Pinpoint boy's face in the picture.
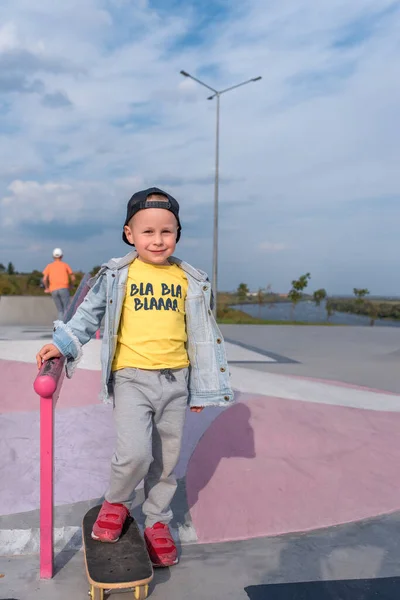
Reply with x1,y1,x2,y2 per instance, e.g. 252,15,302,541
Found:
124,208,178,265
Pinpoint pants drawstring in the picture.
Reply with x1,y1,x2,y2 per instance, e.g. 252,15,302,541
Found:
160,369,177,383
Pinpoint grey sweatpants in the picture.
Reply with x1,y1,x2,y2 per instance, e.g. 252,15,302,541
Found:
51,287,70,321
105,367,189,528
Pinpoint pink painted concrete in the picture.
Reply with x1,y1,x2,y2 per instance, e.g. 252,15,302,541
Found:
4,353,400,547
0,406,114,515
187,396,400,543
0,359,101,413
1,402,221,515
40,397,54,579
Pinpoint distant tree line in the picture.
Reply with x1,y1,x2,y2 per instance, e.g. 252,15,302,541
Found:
234,278,400,325
0,262,16,275
235,274,332,320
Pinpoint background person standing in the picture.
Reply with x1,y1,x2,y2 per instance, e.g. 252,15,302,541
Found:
42,248,75,320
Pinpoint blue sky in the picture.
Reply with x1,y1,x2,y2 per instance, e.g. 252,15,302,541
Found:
0,0,399,294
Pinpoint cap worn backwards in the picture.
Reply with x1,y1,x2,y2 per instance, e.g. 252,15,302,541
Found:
122,187,181,246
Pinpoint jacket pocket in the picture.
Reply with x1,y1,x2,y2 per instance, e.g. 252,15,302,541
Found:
190,342,219,391
186,295,211,342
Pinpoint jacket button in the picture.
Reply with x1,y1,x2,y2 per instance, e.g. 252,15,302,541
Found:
109,299,113,304
216,338,222,344
220,367,226,372
203,286,208,291
224,396,230,401
112,274,115,278
208,309,211,316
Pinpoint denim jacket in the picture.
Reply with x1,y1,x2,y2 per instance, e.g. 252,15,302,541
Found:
52,250,234,407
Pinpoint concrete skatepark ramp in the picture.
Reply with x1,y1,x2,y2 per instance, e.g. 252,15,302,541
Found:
2,323,400,598
0,296,57,326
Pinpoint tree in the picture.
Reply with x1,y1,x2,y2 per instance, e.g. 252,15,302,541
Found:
288,273,311,319
0,263,5,273
366,301,379,327
256,288,264,317
0,274,19,295
326,299,335,322
27,270,44,288
313,288,327,307
7,262,15,275
353,288,370,305
265,283,276,309
237,283,249,303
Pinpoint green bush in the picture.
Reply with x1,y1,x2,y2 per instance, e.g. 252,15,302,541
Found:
329,299,400,321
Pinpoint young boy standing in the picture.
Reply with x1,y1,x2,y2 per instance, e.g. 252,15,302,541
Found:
36,187,234,567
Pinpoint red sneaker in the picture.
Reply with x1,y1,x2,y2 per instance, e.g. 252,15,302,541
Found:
91,501,130,543
144,522,178,567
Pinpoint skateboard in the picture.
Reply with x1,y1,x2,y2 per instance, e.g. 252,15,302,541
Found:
83,506,154,600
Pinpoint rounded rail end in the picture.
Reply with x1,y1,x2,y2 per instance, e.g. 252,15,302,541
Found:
34,375,57,398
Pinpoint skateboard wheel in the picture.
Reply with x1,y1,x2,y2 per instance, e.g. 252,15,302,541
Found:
89,585,104,600
134,584,149,599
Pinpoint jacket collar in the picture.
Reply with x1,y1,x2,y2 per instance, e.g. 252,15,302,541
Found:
103,251,208,283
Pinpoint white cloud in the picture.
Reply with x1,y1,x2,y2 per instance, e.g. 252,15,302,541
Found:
0,178,134,230
0,0,399,294
0,22,18,52
259,242,288,253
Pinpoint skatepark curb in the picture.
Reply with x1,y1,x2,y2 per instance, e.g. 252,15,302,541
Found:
0,296,58,326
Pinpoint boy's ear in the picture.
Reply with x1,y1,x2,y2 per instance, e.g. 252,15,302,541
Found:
124,225,134,245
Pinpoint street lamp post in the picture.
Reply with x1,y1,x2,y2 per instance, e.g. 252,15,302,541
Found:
180,70,262,317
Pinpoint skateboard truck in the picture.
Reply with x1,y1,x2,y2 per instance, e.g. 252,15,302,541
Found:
88,584,149,599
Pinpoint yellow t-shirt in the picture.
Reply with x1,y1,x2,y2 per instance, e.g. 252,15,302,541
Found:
112,260,189,371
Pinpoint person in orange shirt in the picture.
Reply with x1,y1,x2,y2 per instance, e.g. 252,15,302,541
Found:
42,248,75,320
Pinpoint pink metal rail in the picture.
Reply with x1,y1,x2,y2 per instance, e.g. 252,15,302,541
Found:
33,274,98,579
34,357,66,579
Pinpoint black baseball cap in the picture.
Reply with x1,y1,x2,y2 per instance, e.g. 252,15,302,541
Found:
122,187,181,246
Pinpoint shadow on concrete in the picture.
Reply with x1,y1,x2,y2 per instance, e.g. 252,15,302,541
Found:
53,498,104,576
150,566,171,593
54,529,84,576
184,402,255,510
131,403,256,542
244,512,400,600
245,577,400,599
264,511,400,585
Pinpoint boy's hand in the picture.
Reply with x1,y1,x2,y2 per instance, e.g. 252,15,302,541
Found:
36,344,62,369
190,407,204,413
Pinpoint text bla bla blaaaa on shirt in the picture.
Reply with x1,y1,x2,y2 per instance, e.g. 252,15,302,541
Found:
129,281,183,312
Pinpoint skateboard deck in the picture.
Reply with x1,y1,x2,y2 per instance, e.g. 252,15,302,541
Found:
83,506,153,600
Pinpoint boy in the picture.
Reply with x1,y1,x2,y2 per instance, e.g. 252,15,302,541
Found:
36,187,233,567
42,248,75,320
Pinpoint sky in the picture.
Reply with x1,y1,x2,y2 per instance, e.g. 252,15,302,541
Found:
0,0,399,295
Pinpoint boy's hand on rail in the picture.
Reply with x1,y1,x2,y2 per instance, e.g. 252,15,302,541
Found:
36,344,62,369
190,407,204,413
